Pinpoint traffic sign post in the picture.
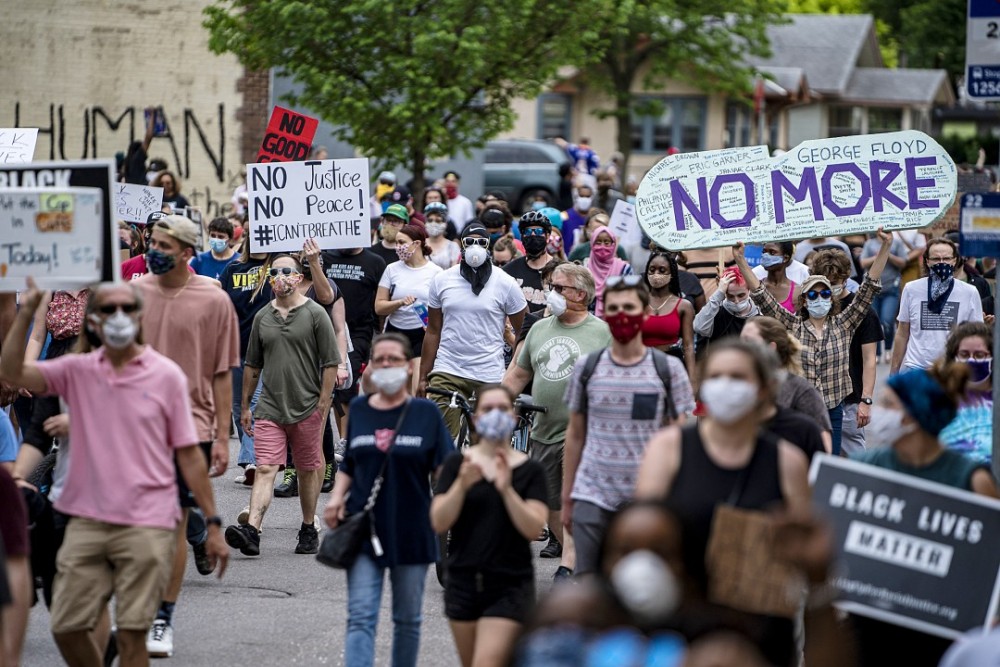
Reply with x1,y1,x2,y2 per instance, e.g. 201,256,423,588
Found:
967,0,1000,99
958,191,1000,483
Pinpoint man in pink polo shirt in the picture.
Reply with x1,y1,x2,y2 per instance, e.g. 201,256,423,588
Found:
0,279,228,667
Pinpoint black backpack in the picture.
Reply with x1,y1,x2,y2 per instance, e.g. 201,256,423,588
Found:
577,349,677,424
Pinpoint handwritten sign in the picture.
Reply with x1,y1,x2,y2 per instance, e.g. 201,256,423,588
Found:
114,183,163,224
636,131,958,251
247,158,370,253
609,199,641,245
0,129,38,165
810,455,1000,639
257,106,319,163
0,188,104,290
0,160,118,285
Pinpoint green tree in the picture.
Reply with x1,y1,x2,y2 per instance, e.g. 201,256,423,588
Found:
204,0,607,202
787,0,898,67
583,0,786,175
864,0,965,79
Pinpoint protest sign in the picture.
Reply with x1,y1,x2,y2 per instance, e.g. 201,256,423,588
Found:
0,129,38,164
247,158,370,253
114,183,163,224
609,199,641,245
809,454,1000,639
0,160,118,284
0,188,104,290
636,131,958,251
257,106,320,163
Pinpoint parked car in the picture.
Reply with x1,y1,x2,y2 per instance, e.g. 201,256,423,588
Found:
484,139,568,213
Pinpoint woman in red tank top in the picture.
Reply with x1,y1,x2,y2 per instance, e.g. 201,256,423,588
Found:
640,251,696,380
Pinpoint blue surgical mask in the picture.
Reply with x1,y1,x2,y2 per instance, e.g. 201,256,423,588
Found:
209,238,229,253
760,253,784,268
531,201,546,211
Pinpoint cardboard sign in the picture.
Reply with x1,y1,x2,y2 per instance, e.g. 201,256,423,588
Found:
810,454,1000,639
609,199,641,245
959,191,1000,257
247,158,370,253
256,106,320,163
0,188,104,289
0,160,118,285
0,129,38,165
636,131,958,251
114,183,163,224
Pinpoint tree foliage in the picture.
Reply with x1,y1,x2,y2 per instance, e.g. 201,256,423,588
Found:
863,0,965,80
203,0,607,197
582,0,787,174
787,0,897,67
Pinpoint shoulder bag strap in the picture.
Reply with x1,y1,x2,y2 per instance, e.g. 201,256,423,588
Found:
362,398,412,512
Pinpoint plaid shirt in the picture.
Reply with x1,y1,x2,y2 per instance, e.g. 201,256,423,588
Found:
751,277,881,408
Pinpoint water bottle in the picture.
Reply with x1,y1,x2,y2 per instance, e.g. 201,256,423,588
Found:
412,302,429,328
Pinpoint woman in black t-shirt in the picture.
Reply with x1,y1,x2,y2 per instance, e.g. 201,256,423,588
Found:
431,384,548,667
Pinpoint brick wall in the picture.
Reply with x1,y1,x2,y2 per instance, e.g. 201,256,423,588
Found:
236,68,270,166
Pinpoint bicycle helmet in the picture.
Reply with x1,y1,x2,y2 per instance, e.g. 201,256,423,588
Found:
517,209,552,235
424,201,448,216
538,206,563,231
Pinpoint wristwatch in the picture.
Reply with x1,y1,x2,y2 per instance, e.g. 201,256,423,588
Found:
859,397,873,405
205,515,223,528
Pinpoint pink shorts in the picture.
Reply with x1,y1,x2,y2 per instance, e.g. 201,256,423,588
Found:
254,409,325,471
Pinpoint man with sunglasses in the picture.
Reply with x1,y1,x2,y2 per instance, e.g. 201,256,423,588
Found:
503,211,556,313
133,214,240,657
420,224,528,439
0,280,228,666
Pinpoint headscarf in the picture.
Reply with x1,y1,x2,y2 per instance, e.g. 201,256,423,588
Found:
587,225,628,317
887,368,958,437
459,223,492,296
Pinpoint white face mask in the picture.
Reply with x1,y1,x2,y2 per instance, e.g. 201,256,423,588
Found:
545,289,567,317
425,222,446,237
831,284,845,297
476,408,516,442
90,311,139,350
865,406,916,448
369,366,409,395
463,244,489,268
700,377,759,424
722,298,752,317
575,196,592,211
806,297,832,318
610,550,681,625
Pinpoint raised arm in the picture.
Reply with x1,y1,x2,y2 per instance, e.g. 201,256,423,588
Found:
864,228,894,283
0,279,49,395
732,243,761,291
735,244,798,329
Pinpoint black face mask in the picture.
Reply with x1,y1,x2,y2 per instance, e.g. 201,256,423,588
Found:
522,234,548,258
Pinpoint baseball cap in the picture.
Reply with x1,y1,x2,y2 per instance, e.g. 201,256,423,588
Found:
377,171,396,184
799,274,833,294
383,204,410,223
389,186,411,204
154,214,201,248
480,208,506,229
146,211,167,226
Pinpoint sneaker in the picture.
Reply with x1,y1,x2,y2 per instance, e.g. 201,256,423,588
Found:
295,521,319,554
224,523,260,556
321,463,335,493
540,536,562,559
243,463,256,487
146,620,174,658
274,468,298,497
552,565,574,583
334,438,347,464
192,540,214,576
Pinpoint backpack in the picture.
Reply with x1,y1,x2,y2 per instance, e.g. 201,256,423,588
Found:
577,349,677,424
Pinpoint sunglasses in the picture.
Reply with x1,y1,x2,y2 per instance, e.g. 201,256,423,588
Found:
549,284,577,294
606,275,642,288
805,289,832,301
522,228,546,237
268,267,300,277
462,237,490,248
97,303,139,315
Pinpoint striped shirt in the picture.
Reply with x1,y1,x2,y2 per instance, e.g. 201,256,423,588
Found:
751,276,881,409
565,349,695,511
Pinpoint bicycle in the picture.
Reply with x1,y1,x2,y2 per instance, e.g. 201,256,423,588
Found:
425,386,476,450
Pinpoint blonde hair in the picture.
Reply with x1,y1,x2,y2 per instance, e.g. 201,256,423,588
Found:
746,316,804,376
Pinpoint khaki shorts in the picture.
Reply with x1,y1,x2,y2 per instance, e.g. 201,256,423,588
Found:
528,439,564,511
50,517,175,633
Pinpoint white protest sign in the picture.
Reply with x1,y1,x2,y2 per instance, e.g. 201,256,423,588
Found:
609,199,640,245
114,183,163,224
636,130,958,251
0,187,104,290
0,129,38,165
247,158,370,253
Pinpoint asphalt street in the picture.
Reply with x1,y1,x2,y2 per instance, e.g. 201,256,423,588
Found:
22,437,561,666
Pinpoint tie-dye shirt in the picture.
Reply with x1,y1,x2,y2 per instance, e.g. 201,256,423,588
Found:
939,391,993,465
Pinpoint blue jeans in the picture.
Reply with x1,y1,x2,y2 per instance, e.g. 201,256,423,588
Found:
828,402,844,456
872,288,899,356
345,553,427,667
232,362,263,466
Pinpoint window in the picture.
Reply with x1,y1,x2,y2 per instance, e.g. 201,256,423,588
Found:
725,102,752,148
537,94,572,140
868,108,903,133
631,97,707,153
485,144,520,163
829,106,863,137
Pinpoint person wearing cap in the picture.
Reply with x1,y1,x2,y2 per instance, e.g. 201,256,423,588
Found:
371,203,409,266
134,214,240,657
424,201,461,269
120,211,197,281
443,171,475,233
419,223,528,439
369,170,396,220
503,211,556,313
849,364,998,666
733,229,895,456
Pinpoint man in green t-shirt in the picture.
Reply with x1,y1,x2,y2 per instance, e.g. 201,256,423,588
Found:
503,263,611,579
